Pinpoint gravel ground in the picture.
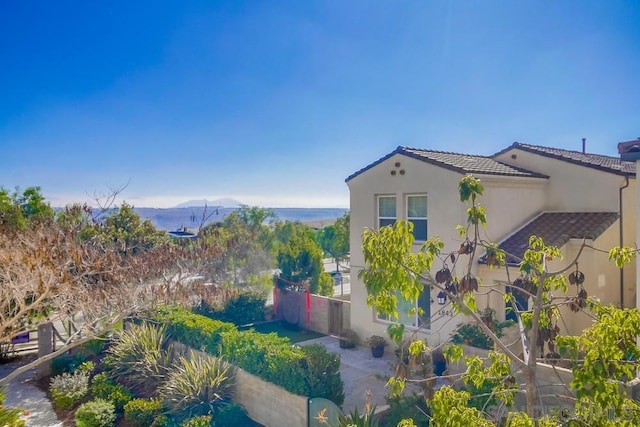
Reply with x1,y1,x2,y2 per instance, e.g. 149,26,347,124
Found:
0,354,63,427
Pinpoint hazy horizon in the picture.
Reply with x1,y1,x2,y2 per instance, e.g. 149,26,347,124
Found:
48,193,349,209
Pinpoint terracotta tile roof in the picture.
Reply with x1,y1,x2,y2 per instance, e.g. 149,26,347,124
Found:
346,146,547,182
482,212,619,265
495,142,636,176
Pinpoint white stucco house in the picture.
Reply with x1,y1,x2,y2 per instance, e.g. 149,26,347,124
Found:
618,137,640,317
347,142,636,345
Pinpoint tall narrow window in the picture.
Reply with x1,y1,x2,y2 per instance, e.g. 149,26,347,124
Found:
417,287,431,329
378,196,396,228
376,285,431,330
407,195,427,241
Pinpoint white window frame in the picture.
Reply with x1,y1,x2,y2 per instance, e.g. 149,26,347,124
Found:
377,195,396,229
406,194,427,242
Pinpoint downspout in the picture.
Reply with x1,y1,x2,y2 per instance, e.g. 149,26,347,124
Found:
620,176,630,308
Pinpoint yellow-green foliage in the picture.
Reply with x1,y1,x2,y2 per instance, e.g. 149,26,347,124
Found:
430,387,493,427
123,398,164,427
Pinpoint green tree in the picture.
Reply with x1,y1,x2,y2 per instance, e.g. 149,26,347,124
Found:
275,221,332,296
359,174,640,424
96,203,168,254
202,206,276,287
318,212,350,271
0,186,54,230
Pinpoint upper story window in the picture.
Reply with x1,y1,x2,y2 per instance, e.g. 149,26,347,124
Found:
407,195,427,241
378,196,396,228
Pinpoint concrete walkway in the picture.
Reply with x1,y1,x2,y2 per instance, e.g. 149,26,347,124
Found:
0,355,63,427
300,335,396,414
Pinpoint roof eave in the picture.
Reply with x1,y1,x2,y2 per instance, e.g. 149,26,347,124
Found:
501,142,635,177
345,146,404,183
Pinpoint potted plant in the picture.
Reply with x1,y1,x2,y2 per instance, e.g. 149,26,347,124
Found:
366,335,387,358
338,328,359,349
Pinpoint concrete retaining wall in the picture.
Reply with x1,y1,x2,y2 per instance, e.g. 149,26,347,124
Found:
235,368,308,427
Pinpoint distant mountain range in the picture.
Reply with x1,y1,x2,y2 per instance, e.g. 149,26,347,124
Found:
133,206,348,231
173,198,243,208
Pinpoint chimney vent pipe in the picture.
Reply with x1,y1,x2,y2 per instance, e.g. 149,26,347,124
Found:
582,137,586,153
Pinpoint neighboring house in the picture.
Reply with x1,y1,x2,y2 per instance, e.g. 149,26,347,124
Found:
347,143,636,345
618,137,640,319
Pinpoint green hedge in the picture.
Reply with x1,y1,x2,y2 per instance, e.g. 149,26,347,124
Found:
220,329,308,395
153,306,343,405
219,331,344,405
152,305,237,354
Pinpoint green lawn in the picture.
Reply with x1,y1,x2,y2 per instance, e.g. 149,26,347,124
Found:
248,321,325,343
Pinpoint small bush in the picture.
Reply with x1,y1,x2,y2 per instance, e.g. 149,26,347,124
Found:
197,288,268,325
215,403,250,426
50,370,90,409
181,415,212,427
75,399,116,427
220,289,267,325
90,372,133,412
301,344,344,405
338,328,359,348
450,319,516,350
451,323,493,349
0,403,25,427
161,350,235,419
124,398,164,427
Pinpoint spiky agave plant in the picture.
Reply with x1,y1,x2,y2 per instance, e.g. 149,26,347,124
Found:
160,350,235,419
103,323,175,397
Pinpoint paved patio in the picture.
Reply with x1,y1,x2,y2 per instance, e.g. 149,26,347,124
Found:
300,335,397,414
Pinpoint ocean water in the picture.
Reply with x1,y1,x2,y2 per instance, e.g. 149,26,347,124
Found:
133,207,348,231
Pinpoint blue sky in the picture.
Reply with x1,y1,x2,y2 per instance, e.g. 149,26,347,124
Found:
1,1,638,208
